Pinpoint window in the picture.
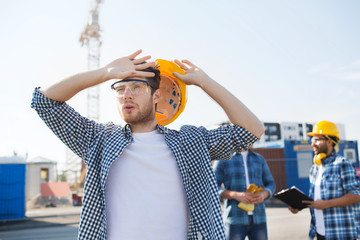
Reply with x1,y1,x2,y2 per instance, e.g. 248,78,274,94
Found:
296,152,313,178
344,149,356,164
264,122,281,142
40,168,49,183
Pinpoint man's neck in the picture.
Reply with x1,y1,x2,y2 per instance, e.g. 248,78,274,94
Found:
326,147,334,156
129,121,158,133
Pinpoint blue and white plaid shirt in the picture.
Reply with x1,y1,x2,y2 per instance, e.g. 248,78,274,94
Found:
213,150,275,225
31,88,258,240
308,150,360,240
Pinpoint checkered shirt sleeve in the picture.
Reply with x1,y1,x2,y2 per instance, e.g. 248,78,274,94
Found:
31,87,106,164
198,125,258,161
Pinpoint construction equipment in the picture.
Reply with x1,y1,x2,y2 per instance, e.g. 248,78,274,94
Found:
65,0,103,194
80,0,103,121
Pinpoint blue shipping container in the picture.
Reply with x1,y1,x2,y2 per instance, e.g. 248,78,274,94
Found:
0,164,26,220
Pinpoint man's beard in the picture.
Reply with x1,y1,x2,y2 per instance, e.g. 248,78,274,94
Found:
122,100,156,125
315,144,328,155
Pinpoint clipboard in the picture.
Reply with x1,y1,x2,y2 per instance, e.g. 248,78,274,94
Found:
273,186,313,210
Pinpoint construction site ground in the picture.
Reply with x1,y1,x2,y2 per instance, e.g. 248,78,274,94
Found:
0,205,310,240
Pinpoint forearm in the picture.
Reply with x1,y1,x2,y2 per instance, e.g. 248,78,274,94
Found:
199,77,264,138
221,190,239,200
261,190,270,200
40,67,108,102
325,193,360,208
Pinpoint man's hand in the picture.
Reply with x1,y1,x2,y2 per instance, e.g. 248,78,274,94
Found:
40,49,156,102
303,199,328,210
251,191,269,204
105,49,156,80
172,59,210,87
171,58,264,138
231,192,256,204
288,206,300,214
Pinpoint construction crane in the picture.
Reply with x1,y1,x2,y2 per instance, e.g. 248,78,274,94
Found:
79,0,104,186
80,0,103,121
65,0,103,194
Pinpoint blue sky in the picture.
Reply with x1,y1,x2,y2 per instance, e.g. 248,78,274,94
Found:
1,0,359,169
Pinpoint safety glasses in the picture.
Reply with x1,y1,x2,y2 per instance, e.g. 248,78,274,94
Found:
311,137,327,143
111,79,153,97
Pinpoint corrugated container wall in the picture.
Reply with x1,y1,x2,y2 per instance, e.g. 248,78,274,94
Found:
252,148,287,193
0,164,26,220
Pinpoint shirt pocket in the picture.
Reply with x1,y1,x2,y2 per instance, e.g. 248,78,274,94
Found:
323,174,342,196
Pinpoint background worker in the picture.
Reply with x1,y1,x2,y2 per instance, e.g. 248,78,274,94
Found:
289,120,360,240
213,148,276,240
31,49,264,239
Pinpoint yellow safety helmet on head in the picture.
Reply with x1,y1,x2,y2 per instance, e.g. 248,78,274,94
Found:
155,59,188,126
307,120,340,141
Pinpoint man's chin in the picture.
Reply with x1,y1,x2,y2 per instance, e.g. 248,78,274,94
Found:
122,115,150,125
123,117,137,124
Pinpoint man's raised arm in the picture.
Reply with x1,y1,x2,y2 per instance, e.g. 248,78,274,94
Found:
39,50,155,102
173,59,265,138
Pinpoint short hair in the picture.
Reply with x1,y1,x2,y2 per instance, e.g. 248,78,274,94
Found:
142,65,160,94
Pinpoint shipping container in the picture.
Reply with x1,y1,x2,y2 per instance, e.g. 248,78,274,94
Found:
0,163,26,220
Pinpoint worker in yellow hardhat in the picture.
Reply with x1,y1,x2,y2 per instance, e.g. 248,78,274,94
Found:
307,120,340,165
288,120,360,240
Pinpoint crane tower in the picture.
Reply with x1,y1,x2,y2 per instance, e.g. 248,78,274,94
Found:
80,0,103,121
64,0,103,190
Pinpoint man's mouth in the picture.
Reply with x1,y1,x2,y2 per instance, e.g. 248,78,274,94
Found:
313,147,319,153
123,104,135,112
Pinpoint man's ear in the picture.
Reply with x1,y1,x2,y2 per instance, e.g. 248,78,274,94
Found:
153,89,161,103
326,139,333,148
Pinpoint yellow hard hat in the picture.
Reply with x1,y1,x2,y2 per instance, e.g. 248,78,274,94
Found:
155,59,187,126
307,120,340,140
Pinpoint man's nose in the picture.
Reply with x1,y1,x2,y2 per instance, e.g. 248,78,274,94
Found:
123,87,134,98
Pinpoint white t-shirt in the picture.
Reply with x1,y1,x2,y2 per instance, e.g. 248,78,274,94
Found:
105,130,189,240
314,165,325,236
241,151,253,215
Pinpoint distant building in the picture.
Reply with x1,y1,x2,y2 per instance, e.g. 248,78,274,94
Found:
26,156,57,202
254,121,345,148
0,155,72,212
26,156,71,208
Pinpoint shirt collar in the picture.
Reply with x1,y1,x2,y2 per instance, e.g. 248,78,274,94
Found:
322,150,337,165
156,124,169,134
122,124,132,140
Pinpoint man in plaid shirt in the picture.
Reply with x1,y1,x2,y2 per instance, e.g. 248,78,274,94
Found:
289,121,360,240
31,50,264,239
213,148,275,240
